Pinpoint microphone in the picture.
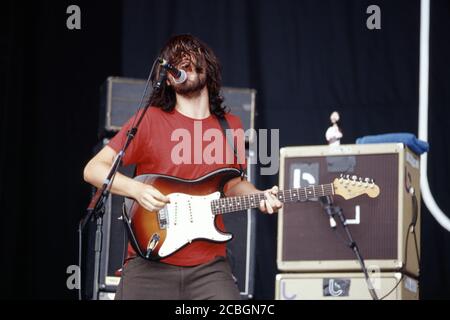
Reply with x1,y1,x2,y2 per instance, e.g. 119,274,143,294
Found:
319,195,337,228
157,58,187,84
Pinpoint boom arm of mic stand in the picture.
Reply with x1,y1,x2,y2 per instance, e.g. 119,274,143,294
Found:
81,67,167,228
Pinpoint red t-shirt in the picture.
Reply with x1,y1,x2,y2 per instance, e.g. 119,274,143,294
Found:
108,106,246,266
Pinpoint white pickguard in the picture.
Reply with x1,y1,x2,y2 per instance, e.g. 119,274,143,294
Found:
158,191,232,258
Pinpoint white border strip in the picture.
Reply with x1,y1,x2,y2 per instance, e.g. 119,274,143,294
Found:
418,0,450,231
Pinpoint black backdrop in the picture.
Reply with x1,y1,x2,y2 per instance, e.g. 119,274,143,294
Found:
2,0,449,299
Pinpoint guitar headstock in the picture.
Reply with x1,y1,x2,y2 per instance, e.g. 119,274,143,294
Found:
333,174,380,200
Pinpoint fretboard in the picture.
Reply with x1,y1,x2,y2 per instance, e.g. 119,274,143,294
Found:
211,183,334,215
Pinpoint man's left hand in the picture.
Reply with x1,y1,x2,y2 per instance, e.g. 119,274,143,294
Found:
259,186,283,214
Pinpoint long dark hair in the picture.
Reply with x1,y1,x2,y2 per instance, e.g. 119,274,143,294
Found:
148,34,227,118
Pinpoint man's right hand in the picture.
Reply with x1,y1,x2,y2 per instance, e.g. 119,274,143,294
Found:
84,145,170,212
133,183,170,212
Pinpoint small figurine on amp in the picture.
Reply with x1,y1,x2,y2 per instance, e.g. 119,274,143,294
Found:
325,111,343,146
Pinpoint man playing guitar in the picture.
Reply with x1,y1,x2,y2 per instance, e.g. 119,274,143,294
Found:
83,34,282,300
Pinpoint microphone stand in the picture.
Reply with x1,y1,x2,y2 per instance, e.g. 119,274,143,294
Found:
319,195,379,300
78,65,167,300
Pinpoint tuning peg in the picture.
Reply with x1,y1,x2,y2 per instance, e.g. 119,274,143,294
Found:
363,177,370,188
358,177,363,185
343,175,350,184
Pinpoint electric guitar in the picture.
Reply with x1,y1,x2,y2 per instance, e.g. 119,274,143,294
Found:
122,168,380,260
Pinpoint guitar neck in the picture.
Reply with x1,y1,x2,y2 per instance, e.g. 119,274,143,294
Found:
211,183,334,215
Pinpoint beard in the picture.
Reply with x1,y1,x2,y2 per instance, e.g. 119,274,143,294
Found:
172,65,207,96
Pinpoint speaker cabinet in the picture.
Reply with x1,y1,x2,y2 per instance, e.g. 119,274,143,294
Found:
277,143,420,276
275,273,419,300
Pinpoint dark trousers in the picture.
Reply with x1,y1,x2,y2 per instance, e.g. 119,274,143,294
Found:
115,256,241,300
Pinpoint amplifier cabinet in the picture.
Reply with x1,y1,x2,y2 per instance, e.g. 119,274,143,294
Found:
277,143,420,276
275,273,419,300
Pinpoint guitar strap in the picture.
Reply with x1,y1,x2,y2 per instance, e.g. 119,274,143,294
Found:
217,115,247,181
